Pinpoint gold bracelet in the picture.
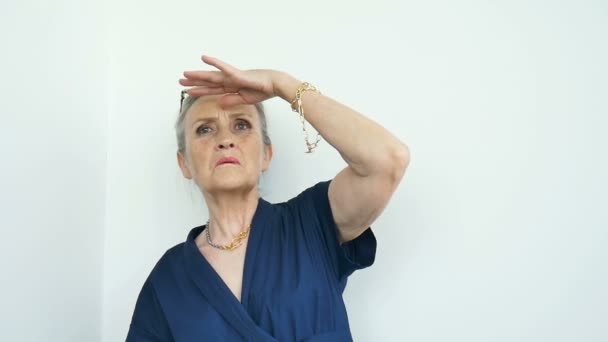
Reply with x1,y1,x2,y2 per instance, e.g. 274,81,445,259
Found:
291,82,322,153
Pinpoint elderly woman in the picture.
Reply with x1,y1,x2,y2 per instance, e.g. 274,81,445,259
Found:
127,55,410,342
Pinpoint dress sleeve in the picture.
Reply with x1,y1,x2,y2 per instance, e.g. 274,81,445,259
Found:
287,179,377,284
125,276,173,342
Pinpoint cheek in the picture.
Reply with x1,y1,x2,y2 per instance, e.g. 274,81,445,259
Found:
186,141,213,169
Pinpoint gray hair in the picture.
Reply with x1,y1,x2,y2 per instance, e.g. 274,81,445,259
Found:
174,94,272,155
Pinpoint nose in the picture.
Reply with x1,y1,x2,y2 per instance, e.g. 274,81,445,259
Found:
217,140,235,149
215,130,236,150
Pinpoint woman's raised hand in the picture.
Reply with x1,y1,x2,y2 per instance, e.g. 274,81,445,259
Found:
179,55,283,109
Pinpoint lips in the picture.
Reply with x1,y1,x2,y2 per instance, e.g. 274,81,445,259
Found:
216,156,241,166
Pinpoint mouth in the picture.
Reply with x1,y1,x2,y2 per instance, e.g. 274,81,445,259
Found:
216,156,241,167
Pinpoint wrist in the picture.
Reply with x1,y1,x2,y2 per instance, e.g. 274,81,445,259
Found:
272,71,302,103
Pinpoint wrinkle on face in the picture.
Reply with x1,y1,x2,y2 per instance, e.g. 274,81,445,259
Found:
178,95,271,194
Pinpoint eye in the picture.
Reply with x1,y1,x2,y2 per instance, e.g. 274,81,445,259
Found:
235,120,251,130
196,125,212,135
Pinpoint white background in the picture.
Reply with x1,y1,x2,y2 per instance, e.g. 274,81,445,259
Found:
1,0,607,341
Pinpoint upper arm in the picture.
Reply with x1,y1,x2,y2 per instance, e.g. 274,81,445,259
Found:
126,277,173,342
328,148,409,244
286,178,378,282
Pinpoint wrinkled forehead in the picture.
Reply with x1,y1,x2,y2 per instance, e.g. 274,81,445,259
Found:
186,95,259,124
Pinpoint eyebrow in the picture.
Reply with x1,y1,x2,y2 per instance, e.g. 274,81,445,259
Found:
191,112,252,127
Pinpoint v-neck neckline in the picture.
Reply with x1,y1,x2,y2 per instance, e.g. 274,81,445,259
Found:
184,196,272,309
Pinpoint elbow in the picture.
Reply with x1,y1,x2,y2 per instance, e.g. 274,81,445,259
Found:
384,142,410,184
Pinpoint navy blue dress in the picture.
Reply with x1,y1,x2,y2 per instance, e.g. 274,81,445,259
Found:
126,179,377,341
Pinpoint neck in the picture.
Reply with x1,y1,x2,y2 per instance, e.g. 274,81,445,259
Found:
203,188,260,244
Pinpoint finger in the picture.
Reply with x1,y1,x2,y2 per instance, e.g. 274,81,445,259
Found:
201,55,238,74
218,93,246,108
183,70,224,83
179,78,218,87
185,86,228,96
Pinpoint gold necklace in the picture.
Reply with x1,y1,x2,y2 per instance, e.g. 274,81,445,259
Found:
205,219,251,251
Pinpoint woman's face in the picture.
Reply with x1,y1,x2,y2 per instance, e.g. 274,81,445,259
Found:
177,95,272,195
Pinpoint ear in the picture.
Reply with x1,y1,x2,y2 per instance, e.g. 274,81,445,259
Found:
261,144,273,172
177,151,193,179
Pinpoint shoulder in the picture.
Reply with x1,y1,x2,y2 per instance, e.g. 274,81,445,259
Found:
261,180,335,230
147,241,186,285
281,179,332,210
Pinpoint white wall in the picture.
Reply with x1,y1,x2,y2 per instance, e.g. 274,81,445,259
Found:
103,0,608,341
1,0,607,341
0,0,108,341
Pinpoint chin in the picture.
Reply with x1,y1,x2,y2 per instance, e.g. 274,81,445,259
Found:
205,176,255,192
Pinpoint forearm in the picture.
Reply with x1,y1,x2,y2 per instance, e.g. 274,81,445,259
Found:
273,71,410,178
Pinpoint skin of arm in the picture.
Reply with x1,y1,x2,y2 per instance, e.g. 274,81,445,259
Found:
180,56,411,244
